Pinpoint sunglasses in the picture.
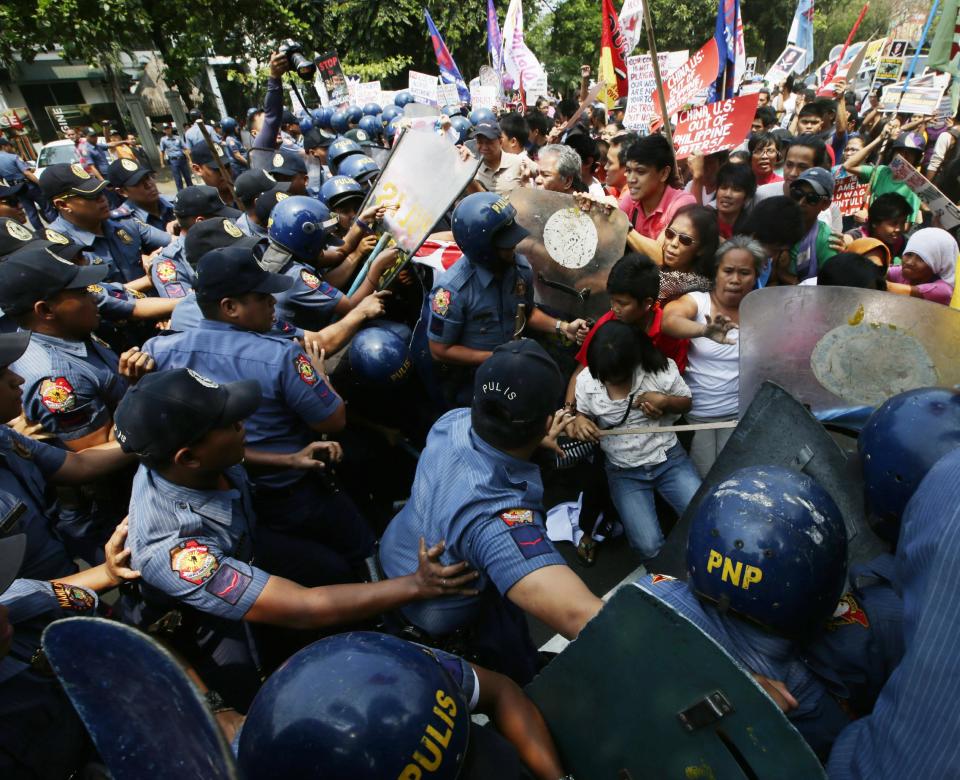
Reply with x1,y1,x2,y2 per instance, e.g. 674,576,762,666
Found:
789,187,825,206
664,227,697,247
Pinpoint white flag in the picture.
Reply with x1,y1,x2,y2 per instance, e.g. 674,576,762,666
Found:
501,0,546,91
619,0,645,56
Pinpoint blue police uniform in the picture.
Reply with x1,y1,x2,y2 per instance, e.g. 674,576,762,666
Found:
379,408,566,682
48,214,171,283
0,149,46,231
235,212,266,238
0,578,97,776
150,238,195,299
827,448,960,779
635,574,850,759
159,134,190,190
0,149,31,185
224,135,249,179
87,281,137,320
167,291,303,340
111,196,175,232
270,259,343,332
185,124,221,146
80,140,110,176
0,427,75,579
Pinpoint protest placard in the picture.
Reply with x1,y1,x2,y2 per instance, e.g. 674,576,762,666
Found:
888,39,909,58
317,51,349,106
347,78,360,106
651,39,720,126
880,79,947,115
862,38,888,70
357,81,382,105
470,84,498,109
875,57,904,82
832,176,869,217
526,75,549,105
623,50,688,131
437,82,461,107
889,154,960,229
671,93,759,160
744,57,757,80
764,45,806,86
408,71,439,105
739,82,763,95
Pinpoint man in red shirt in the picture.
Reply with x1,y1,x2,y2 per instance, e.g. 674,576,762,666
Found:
618,134,695,240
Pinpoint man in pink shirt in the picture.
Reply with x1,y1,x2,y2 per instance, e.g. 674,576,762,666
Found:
618,134,696,240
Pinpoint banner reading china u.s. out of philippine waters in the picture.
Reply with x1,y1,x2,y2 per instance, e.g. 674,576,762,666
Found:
672,93,759,160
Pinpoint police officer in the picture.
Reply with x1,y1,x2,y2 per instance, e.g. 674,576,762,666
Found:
234,170,277,238
41,163,170,288
0,136,46,231
158,123,191,191
116,367,476,707
321,174,365,240
0,331,133,578
302,127,336,194
427,192,589,406
379,339,602,683
220,117,249,180
106,158,175,232
79,127,111,179
184,108,221,146
638,465,851,759
267,147,308,196
249,182,291,238
188,141,237,210
0,175,29,225
279,110,303,149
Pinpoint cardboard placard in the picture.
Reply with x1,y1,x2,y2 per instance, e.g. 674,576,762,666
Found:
652,38,721,125
744,57,757,80
526,75,549,105
623,50,689,131
889,154,960,229
764,45,807,86
672,93,760,160
880,80,947,115
317,51,349,106
887,39,909,58
470,84,498,109
875,57,904,82
437,82,461,107
357,81,382,106
408,71,439,106
832,176,869,217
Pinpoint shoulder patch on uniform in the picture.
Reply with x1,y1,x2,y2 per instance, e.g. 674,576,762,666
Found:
44,228,69,245
223,219,243,238
294,353,318,385
130,289,146,298
829,593,869,630
500,508,534,527
431,288,451,316
6,220,33,241
115,227,133,244
509,524,552,560
39,377,77,414
300,269,320,289
169,539,219,585
205,563,253,605
87,284,104,294
51,582,96,612
649,573,676,585
155,259,178,283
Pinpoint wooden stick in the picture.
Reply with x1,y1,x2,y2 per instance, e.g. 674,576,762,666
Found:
597,420,738,437
196,120,237,207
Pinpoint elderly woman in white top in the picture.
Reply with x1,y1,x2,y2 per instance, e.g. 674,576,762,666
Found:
662,235,765,476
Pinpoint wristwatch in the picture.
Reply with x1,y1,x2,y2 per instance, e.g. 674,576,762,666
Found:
555,319,567,336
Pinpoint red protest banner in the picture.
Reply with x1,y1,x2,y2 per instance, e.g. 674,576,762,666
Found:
651,38,720,126
672,93,759,160
833,176,869,217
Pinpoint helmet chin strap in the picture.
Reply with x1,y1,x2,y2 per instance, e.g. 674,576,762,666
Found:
259,243,293,274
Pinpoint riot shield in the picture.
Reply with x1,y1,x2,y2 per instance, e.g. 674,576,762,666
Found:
525,585,826,779
649,382,888,579
42,617,237,780
740,286,960,414
510,189,630,320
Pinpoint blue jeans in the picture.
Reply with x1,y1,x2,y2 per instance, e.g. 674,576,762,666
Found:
169,157,191,190
605,442,701,559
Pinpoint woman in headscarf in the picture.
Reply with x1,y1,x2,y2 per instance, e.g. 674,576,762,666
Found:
886,227,957,305
847,236,891,270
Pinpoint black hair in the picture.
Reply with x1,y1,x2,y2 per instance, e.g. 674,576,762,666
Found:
565,133,599,165
759,88,770,97
754,106,778,129
525,110,550,136
586,319,667,384
728,149,751,165
716,163,757,199
558,98,579,120
624,134,675,175
787,134,828,168
741,195,805,247
747,131,782,156
499,112,530,145
606,252,660,301
798,103,824,119
671,204,721,276
818,252,886,290
611,131,640,165
472,400,553,451
814,97,838,115
867,192,911,228
196,298,222,320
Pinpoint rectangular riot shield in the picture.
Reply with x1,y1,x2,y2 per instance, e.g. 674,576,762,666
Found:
526,586,827,779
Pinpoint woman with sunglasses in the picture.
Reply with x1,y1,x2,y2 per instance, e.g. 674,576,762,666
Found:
747,132,783,186
662,236,764,476
626,204,720,304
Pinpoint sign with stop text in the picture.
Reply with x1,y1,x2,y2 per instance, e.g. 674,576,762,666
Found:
651,38,720,126
672,93,759,160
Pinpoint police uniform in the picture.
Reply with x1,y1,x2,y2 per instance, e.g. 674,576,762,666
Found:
224,134,249,179
0,578,97,777
48,213,170,284
272,260,343,331
159,133,191,191
0,147,44,232
167,291,302,339
184,123,221,147
235,212,267,239
79,139,110,177
111,195,175,233
150,238,196,299
379,408,566,682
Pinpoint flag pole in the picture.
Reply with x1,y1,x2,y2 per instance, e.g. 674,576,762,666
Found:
642,0,676,158
902,0,940,93
822,2,870,87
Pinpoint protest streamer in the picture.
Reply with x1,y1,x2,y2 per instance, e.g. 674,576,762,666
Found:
651,39,720,127
599,0,629,107
821,3,870,88
620,0,645,56
833,177,870,217
672,93,760,160
487,0,504,74
787,0,815,72
889,153,960,228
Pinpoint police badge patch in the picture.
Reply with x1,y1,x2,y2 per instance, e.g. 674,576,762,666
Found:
500,509,534,527
39,377,77,414
300,269,321,289
273,152,285,167
115,228,133,245
44,228,70,245
121,158,139,171
51,582,96,612
294,354,318,385
169,539,219,585
431,289,451,317
6,221,32,241
223,220,243,238
155,260,178,283
70,163,90,179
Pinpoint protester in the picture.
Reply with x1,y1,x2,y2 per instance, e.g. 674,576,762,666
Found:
843,192,911,264
713,163,757,239
619,134,696,240
535,143,581,194
747,132,783,186
885,228,957,305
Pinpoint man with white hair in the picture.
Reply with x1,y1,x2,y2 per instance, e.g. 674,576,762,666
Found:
535,143,581,194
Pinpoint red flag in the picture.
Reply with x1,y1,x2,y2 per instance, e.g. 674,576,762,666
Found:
600,0,629,99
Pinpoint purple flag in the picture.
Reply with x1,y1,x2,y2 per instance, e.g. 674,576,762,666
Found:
487,0,504,74
424,8,470,102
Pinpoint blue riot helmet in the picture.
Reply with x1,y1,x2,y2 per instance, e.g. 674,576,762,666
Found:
358,114,383,139
297,114,313,133
362,102,382,116
451,192,530,270
450,115,472,144
343,127,371,146
469,106,496,125
858,387,960,543
344,104,364,126
327,136,363,174
312,106,333,129
268,195,344,261
320,175,364,211
350,326,413,385
219,116,238,135
330,109,350,134
337,154,380,186
687,465,848,638
381,104,403,124
384,117,404,143
376,319,413,343
394,91,415,107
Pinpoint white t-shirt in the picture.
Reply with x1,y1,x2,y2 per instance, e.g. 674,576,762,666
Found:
754,181,842,232
575,360,691,469
684,291,740,419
